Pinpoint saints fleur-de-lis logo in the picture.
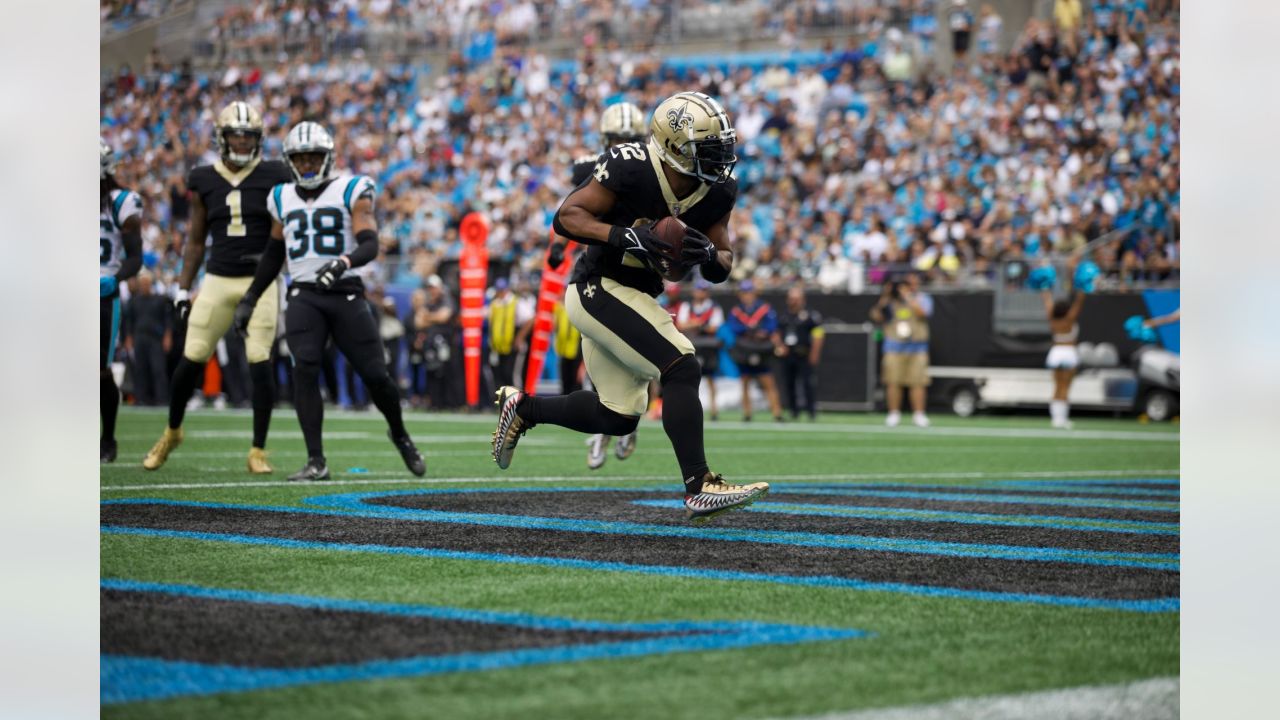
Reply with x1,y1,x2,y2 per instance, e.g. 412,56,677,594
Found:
666,101,693,132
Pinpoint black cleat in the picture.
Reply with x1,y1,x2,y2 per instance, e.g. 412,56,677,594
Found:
288,457,330,482
389,431,426,477
100,439,117,464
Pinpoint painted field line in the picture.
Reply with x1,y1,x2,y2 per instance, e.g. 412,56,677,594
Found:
631,499,1180,535
99,525,1178,612
100,468,1180,492
785,676,1178,720
784,487,1178,512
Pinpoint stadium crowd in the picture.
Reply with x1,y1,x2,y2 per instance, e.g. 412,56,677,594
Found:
102,0,1178,403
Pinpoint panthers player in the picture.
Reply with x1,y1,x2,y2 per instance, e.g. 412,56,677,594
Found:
557,102,647,471
100,139,143,463
233,121,426,481
142,102,292,473
492,92,770,522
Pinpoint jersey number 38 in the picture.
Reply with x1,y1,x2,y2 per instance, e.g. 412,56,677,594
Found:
284,208,344,260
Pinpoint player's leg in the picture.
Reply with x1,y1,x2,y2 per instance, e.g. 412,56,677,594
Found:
143,275,233,469
244,279,280,473
329,293,425,476
284,291,332,480
100,296,122,462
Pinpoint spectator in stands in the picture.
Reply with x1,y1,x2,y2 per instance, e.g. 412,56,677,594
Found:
948,0,975,61
870,272,933,428
122,270,171,406
776,287,825,421
676,279,726,421
727,280,784,423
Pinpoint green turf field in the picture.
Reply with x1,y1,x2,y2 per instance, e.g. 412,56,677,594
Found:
101,407,1179,719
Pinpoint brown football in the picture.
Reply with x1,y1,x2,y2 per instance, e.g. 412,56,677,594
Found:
652,216,688,281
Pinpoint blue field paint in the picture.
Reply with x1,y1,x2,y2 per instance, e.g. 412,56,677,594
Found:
101,525,1180,613
103,497,1178,570
989,482,1179,498
101,579,863,704
778,487,1179,512
629,499,1180,536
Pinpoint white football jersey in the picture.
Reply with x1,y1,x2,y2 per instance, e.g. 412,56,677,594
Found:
268,174,376,284
100,189,142,277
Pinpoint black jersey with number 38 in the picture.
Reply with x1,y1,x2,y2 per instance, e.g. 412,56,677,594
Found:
568,141,737,297
187,158,293,277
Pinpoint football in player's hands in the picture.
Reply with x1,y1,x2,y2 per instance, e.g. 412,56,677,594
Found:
650,217,692,281
316,258,347,291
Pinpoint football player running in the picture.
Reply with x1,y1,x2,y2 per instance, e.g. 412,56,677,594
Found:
492,92,769,522
142,102,292,473
556,102,647,471
234,121,426,481
100,139,143,462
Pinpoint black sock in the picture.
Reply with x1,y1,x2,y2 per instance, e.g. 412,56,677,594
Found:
167,358,203,429
659,356,710,488
101,372,119,443
517,390,639,436
367,374,407,439
293,362,325,458
249,361,274,448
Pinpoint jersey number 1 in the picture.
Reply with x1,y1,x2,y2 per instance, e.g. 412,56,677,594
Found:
284,208,344,259
227,190,246,237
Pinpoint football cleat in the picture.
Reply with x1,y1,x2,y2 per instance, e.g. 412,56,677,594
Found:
142,427,184,470
247,447,273,475
491,386,532,470
586,434,609,470
288,457,330,482
100,439,117,464
389,431,427,477
615,431,637,460
684,473,770,523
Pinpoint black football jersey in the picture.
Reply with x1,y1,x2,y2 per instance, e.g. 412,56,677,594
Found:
187,159,293,276
570,153,598,188
568,142,737,297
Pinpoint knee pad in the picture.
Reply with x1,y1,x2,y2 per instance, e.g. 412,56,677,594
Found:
183,338,213,364
660,354,701,388
245,336,273,364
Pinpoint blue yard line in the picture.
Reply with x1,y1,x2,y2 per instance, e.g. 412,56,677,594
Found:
629,500,1180,536
102,624,859,705
996,478,1180,487
778,487,1179,512
100,525,1180,613
103,498,1178,570
99,578,807,636
989,482,1179,498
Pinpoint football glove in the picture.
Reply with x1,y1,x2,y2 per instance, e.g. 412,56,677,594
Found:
232,296,257,338
608,224,671,264
681,226,717,267
548,240,566,268
315,258,347,291
100,276,118,297
173,288,192,322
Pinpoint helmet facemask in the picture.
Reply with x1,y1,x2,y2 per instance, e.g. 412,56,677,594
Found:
218,127,263,166
683,130,738,185
285,150,333,190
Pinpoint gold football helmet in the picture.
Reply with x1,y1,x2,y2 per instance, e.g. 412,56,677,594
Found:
648,92,737,185
215,101,264,166
599,102,646,148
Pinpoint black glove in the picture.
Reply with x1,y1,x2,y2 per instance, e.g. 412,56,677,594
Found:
232,296,257,338
608,224,671,265
548,241,566,268
315,258,347,291
680,226,717,267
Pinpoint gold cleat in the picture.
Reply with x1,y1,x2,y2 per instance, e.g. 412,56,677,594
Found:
491,386,531,470
247,447,273,474
142,427,184,471
684,473,770,523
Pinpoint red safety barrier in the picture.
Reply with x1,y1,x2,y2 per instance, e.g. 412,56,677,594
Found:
459,212,490,407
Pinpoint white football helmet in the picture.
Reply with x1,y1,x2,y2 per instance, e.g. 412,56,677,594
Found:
648,91,737,185
100,137,117,179
283,121,335,189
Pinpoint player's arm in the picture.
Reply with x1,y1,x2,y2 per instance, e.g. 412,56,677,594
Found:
115,214,143,283
553,178,671,259
233,219,286,336
695,211,734,283
177,192,208,294
317,184,378,291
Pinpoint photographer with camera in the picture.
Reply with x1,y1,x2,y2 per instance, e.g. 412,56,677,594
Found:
870,272,933,428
